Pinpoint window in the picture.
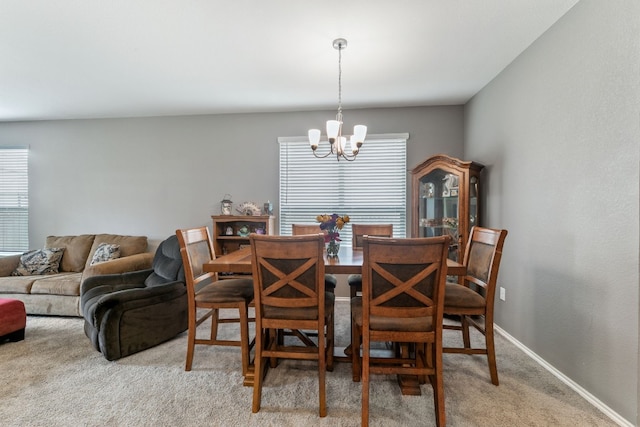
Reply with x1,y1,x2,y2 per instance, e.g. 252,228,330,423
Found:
279,133,408,246
0,147,28,253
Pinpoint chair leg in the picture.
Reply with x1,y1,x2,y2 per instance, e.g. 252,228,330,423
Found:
185,317,196,371
239,303,250,376
431,344,446,427
485,319,499,386
326,312,334,372
351,320,361,382
318,321,327,417
416,343,428,384
361,334,370,427
252,328,265,413
270,328,279,368
461,315,471,348
210,308,219,341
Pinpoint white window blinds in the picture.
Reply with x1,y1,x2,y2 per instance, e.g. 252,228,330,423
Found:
279,133,408,246
0,147,28,253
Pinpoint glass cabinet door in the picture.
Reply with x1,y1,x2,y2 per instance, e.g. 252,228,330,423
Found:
418,169,461,260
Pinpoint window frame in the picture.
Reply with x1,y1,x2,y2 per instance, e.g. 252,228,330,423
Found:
0,146,29,254
278,133,408,246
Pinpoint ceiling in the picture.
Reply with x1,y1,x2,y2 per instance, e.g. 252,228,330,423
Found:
0,0,579,122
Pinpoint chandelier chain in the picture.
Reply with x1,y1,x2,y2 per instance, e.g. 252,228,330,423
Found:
337,44,343,120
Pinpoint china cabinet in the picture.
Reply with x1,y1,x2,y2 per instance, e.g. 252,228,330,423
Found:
411,154,483,262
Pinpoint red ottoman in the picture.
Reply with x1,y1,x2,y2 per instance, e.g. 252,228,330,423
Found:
0,298,26,343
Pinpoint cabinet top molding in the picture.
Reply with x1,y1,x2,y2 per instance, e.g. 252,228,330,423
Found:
411,154,484,174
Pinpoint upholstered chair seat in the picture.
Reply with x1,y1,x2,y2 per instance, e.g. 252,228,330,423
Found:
443,283,486,308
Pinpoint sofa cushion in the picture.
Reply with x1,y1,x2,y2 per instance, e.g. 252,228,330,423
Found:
86,234,147,269
90,243,121,265
12,248,65,276
46,235,96,273
30,273,82,296
0,275,38,293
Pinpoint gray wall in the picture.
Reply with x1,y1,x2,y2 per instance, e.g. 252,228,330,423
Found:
0,106,463,251
2,0,638,423
464,0,639,424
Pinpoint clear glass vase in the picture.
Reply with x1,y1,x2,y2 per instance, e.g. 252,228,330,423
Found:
326,240,340,257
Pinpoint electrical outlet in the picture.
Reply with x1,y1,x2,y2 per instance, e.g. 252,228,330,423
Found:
499,287,506,301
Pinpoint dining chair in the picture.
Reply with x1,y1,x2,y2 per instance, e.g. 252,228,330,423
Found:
292,223,338,293
249,233,334,417
176,226,255,376
347,224,393,298
443,226,508,385
351,235,450,427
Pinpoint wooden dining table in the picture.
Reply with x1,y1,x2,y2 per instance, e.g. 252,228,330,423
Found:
203,244,466,394
203,245,466,276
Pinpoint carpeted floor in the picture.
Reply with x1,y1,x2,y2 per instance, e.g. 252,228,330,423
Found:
0,300,619,426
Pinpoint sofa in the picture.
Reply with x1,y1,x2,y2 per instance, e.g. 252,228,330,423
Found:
0,234,153,317
81,235,188,360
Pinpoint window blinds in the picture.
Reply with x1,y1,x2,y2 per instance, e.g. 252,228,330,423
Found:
279,134,408,246
0,147,28,252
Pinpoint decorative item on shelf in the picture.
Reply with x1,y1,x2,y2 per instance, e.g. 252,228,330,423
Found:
442,217,458,229
225,226,234,236
237,225,250,237
255,227,266,235
307,38,366,162
316,213,350,257
236,201,261,216
426,182,435,198
263,200,273,216
220,194,233,215
442,217,459,242
442,174,458,197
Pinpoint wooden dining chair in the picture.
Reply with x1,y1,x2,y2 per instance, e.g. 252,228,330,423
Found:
443,226,508,385
249,233,334,417
351,235,450,427
292,223,338,293
176,226,255,376
347,224,393,298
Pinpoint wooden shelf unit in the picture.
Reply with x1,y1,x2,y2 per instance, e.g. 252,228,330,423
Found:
211,215,275,257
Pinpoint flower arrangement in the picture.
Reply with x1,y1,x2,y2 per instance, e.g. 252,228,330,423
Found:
316,213,350,256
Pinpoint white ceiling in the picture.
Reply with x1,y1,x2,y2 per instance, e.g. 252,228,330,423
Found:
0,0,579,122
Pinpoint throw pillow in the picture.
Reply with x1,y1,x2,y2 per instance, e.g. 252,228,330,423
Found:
90,243,121,265
12,248,65,276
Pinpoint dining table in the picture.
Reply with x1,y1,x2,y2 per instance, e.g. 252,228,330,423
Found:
203,244,466,394
203,245,466,276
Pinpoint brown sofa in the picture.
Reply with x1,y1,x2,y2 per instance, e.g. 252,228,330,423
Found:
0,234,153,317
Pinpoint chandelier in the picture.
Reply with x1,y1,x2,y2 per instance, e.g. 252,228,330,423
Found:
308,38,367,162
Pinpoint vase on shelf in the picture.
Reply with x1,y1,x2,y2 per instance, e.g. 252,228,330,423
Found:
326,239,340,257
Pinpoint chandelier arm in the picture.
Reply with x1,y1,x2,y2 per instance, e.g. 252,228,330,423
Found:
313,150,334,159
338,152,357,162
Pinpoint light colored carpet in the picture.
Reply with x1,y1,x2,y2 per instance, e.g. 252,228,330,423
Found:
0,301,617,427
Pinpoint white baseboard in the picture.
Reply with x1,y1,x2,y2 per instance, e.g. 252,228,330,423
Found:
335,296,632,427
494,324,632,427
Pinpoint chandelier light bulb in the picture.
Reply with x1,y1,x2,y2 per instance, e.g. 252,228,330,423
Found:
308,129,321,150
326,120,341,144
